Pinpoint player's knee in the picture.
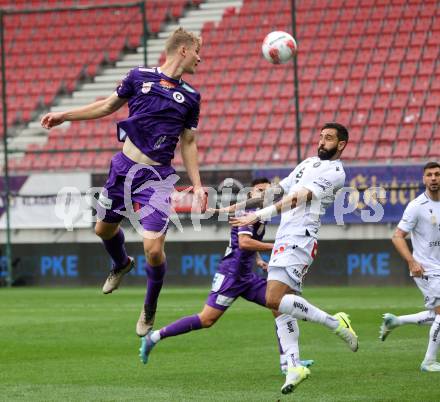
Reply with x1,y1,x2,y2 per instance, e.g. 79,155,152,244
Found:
265,292,281,310
145,248,164,265
199,315,217,328
94,224,117,240
144,241,165,265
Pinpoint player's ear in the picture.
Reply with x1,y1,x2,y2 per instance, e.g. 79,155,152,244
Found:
338,140,347,151
180,45,187,57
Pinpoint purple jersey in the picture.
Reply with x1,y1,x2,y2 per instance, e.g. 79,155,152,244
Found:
217,216,266,278
115,67,201,166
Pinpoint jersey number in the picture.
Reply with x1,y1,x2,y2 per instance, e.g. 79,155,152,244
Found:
296,167,305,179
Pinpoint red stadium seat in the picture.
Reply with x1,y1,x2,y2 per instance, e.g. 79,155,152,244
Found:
261,130,280,146
6,0,438,170
375,142,393,160
205,147,222,165
410,141,429,158
244,132,263,146
220,146,239,164
392,141,410,159
238,146,257,164
414,125,433,141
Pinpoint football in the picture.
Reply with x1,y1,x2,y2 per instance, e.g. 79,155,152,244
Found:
262,31,297,64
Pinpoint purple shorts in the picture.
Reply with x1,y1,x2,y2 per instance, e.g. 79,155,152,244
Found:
205,271,267,311
98,152,176,232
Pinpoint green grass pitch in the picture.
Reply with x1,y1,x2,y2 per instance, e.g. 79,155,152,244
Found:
1,286,439,401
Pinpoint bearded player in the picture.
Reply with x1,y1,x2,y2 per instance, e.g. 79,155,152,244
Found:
220,123,358,394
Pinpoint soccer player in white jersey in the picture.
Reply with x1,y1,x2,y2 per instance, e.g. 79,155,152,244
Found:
219,123,358,394
380,161,440,372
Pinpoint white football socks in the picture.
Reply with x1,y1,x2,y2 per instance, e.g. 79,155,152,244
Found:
423,314,440,364
276,314,301,369
150,330,161,343
398,310,435,326
278,294,338,330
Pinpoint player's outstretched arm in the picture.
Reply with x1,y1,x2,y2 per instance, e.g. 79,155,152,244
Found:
238,233,274,252
41,93,127,129
392,228,424,277
209,184,285,215
230,187,312,227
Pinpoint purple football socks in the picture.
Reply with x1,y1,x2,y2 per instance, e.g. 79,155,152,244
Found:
102,228,129,270
145,262,167,310
159,314,202,339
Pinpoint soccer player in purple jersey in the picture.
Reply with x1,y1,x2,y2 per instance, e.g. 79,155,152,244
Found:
139,178,314,373
41,27,206,336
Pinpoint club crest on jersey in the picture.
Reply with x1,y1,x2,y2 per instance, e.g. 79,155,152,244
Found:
159,79,177,89
173,92,185,103
141,82,153,94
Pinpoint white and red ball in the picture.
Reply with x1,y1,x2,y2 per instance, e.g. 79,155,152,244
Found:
262,31,297,64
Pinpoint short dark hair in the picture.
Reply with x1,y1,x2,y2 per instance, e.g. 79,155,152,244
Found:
251,177,271,186
321,122,349,143
423,161,440,172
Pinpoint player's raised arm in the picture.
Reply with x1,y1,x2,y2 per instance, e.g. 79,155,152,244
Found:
392,228,424,277
230,187,312,227
40,92,127,129
209,183,285,215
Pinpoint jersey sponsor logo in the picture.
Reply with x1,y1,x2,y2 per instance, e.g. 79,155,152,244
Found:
313,181,327,191
98,193,113,210
159,79,177,89
429,241,440,247
313,177,333,191
216,294,235,307
141,81,153,94
173,91,185,103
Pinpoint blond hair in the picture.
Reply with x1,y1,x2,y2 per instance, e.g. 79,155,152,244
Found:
165,27,201,55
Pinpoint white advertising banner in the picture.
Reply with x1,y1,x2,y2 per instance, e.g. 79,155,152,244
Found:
0,173,92,229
